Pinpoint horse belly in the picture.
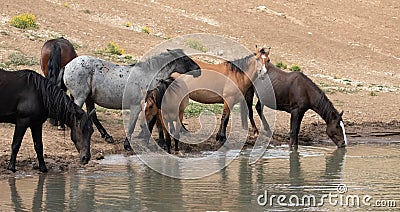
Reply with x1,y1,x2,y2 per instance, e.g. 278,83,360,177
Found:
189,90,224,104
91,74,127,109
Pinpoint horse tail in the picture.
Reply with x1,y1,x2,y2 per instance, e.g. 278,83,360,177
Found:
48,44,64,90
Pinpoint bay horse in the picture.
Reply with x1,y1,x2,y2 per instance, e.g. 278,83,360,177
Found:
144,78,186,153
143,48,270,153
63,49,201,151
244,52,348,149
40,37,77,127
0,69,93,172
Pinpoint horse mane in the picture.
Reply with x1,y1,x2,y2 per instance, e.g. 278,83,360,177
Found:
135,50,182,73
24,70,89,128
226,54,255,74
299,72,339,122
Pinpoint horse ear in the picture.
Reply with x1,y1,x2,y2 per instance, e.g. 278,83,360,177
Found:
339,111,344,117
265,47,271,56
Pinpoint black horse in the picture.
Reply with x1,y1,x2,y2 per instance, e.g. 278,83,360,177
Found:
0,69,94,172
244,57,347,149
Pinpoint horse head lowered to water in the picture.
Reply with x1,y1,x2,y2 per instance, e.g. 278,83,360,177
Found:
63,49,201,150
0,69,93,172
245,49,347,149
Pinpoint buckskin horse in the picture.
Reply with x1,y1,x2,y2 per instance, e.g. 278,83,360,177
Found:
244,51,347,149
63,49,201,151
143,47,270,153
0,69,93,172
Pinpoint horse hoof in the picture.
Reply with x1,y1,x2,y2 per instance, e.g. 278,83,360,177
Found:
105,136,114,143
57,125,65,130
124,144,133,151
174,151,183,156
40,166,48,173
7,166,16,173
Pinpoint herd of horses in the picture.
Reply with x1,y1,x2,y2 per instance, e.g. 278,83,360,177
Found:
0,37,347,172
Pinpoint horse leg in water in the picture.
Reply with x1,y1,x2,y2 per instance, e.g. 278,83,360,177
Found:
85,99,114,143
165,124,172,154
289,108,305,150
245,87,259,136
7,122,28,172
124,105,142,151
173,121,181,154
216,101,232,143
255,100,272,137
31,124,48,172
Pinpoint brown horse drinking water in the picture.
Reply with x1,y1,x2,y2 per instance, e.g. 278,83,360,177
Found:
244,50,347,149
143,48,270,153
0,69,93,172
40,37,78,128
144,78,188,153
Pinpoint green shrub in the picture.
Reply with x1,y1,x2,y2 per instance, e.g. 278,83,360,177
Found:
63,2,71,8
106,42,124,55
124,22,132,28
9,13,38,29
141,26,151,34
276,61,287,69
184,101,223,118
186,39,208,52
83,9,91,14
289,64,301,72
7,52,38,66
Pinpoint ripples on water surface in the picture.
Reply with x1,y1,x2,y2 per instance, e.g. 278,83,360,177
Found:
0,143,400,211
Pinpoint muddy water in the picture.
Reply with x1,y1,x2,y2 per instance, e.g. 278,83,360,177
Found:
1,143,400,211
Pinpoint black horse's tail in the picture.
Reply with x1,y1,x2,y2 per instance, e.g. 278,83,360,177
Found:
47,45,66,91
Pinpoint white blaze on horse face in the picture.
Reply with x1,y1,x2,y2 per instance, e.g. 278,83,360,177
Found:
259,55,268,79
339,121,348,146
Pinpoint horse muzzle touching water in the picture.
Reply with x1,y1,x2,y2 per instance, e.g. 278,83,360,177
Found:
326,112,348,148
70,110,94,164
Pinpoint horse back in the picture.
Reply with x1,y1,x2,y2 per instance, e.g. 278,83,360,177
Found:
0,70,45,123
